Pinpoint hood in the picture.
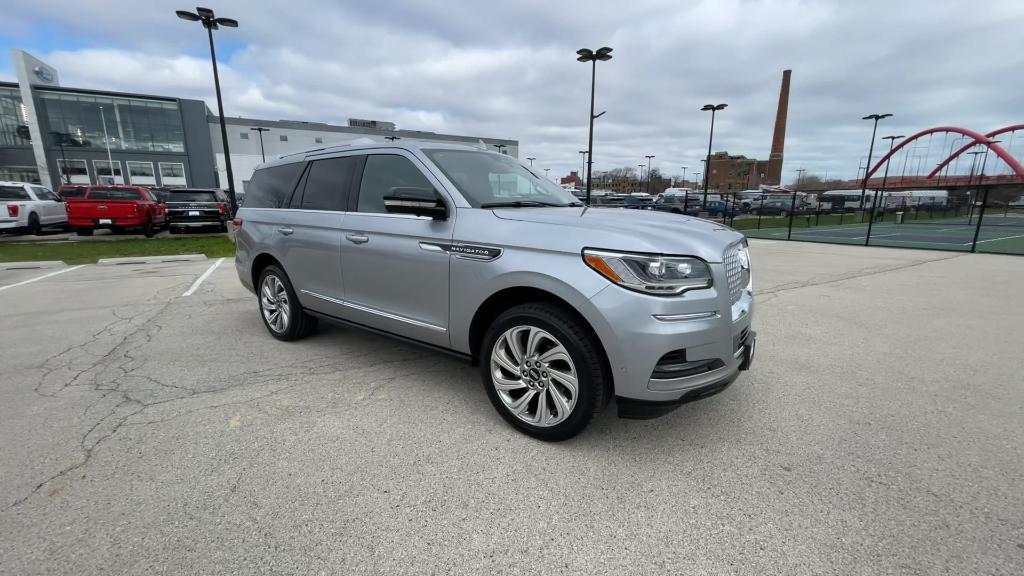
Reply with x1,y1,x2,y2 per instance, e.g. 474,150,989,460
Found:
488,207,743,262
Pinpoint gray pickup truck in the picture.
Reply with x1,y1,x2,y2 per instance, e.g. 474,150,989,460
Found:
234,142,754,440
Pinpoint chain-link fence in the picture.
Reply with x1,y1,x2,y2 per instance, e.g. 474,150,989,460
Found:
720,190,1024,255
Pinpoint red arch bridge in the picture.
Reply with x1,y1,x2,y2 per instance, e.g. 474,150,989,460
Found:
856,124,1024,190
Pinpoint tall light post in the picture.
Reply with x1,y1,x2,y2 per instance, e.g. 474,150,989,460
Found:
692,172,701,192
526,157,536,168
250,127,270,163
868,134,904,223
493,143,507,154
578,150,587,189
384,135,401,142
637,164,645,194
644,154,655,194
701,103,727,208
544,168,551,182
176,6,240,213
577,46,613,205
795,168,806,190
48,131,70,184
858,113,892,225
680,166,687,188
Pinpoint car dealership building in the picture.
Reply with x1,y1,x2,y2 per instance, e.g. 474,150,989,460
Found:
1,49,517,192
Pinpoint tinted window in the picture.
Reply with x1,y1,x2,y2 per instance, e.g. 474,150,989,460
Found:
32,187,58,201
168,191,218,202
357,155,434,214
0,185,29,200
299,156,356,211
59,186,88,198
423,149,578,207
243,163,303,208
88,188,143,200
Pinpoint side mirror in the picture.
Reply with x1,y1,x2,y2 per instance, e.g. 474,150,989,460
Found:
383,187,447,220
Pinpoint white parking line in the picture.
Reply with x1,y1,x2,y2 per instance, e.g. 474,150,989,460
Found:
0,265,85,292
182,258,225,297
974,233,1024,245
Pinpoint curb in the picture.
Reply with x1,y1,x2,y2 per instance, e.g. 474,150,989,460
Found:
97,254,208,266
2,260,67,271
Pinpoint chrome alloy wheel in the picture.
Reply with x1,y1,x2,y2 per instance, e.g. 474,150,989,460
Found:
490,326,578,427
260,274,290,333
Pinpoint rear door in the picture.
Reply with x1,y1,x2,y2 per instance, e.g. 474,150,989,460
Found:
338,152,454,348
278,154,357,318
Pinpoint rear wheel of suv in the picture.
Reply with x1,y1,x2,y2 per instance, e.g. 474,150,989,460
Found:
76,228,93,236
480,303,609,441
257,264,317,341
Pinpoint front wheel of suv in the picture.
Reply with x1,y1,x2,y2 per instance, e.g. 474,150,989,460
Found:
480,303,609,441
257,265,317,341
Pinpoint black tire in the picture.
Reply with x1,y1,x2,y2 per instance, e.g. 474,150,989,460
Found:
780,210,788,218
27,213,41,235
76,228,94,236
256,264,318,341
218,222,228,233
142,218,155,238
480,302,609,441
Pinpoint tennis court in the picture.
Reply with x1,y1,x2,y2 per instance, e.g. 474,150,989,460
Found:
738,211,1024,254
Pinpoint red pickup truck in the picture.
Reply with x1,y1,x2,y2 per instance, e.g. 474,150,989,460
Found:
66,185,168,237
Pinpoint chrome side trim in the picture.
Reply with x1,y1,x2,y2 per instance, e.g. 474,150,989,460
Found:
300,289,447,333
418,242,445,253
652,311,720,322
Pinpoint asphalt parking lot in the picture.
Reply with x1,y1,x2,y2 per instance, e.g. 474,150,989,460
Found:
1,241,1021,575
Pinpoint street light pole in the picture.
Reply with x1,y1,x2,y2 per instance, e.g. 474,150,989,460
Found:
526,157,536,168
177,7,240,213
637,164,645,194
645,155,655,194
250,127,270,163
493,143,507,154
701,103,727,208
544,168,550,181
577,46,613,205
48,131,70,184
578,150,587,190
680,166,687,188
858,113,892,230
384,135,401,142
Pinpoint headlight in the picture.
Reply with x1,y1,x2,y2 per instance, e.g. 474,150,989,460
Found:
583,249,712,295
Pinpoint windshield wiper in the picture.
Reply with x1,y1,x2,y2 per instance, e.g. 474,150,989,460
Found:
480,200,574,208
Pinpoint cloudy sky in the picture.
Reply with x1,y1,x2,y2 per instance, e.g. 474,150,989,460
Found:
3,0,1022,183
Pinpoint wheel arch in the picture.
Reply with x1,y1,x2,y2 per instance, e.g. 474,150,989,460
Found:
250,252,284,288
467,286,613,397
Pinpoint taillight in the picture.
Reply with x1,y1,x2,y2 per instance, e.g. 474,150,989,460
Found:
232,218,242,227
133,204,139,214
7,205,18,217
218,203,227,215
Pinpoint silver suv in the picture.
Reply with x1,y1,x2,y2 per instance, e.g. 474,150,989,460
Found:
234,142,755,440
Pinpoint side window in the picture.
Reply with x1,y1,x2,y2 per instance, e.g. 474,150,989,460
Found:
299,156,356,211
32,186,57,201
356,155,434,214
244,163,303,208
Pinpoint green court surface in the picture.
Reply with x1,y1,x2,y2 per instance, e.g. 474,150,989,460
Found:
735,212,1024,254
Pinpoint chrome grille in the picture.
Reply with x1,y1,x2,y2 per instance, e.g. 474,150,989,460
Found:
723,243,744,304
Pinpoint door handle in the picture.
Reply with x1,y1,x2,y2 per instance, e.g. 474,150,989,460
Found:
277,226,294,235
346,233,369,244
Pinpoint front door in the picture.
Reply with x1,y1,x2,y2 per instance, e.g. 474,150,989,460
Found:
339,152,454,348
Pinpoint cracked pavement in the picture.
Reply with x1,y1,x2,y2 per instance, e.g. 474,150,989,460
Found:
1,241,1022,575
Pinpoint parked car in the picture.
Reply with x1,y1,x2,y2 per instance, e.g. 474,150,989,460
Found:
623,195,655,210
655,195,701,215
164,188,231,233
234,142,755,440
705,200,743,217
0,181,68,235
65,185,168,237
751,199,800,217
590,194,625,207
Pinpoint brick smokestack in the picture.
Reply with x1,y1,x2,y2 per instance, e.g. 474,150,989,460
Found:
766,69,791,185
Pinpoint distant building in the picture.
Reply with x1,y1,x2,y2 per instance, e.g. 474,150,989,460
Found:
560,171,581,186
707,151,770,193
1,49,517,192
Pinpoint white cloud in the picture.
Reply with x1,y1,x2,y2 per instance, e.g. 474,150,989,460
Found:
9,0,1024,182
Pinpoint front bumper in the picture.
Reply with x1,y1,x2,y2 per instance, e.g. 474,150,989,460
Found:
577,257,754,413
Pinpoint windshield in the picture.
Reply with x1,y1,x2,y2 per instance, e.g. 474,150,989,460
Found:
423,149,580,207
168,191,218,202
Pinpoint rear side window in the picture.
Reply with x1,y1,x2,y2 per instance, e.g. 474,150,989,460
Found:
297,156,357,211
32,187,58,201
88,188,143,200
356,155,434,214
244,163,303,208
0,186,29,200
59,186,87,198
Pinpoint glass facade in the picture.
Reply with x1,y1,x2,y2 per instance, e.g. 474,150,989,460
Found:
38,91,185,153
0,86,31,146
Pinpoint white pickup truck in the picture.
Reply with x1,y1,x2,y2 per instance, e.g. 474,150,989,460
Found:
0,181,68,235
